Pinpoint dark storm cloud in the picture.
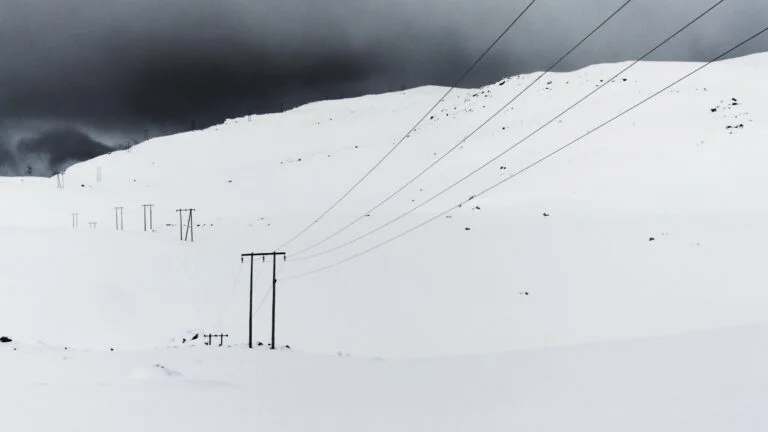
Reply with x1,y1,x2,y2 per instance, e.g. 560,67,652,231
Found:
17,128,112,173
0,127,113,176
0,0,767,175
0,134,16,176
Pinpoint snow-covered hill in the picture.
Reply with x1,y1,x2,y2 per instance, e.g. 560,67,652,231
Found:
1,52,768,430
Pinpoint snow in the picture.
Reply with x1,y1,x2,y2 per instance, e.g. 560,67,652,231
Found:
2,324,767,431
1,52,768,430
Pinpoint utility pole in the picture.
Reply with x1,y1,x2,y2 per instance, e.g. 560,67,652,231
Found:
176,208,196,241
71,213,79,229
217,333,229,347
187,209,195,242
203,333,228,346
142,204,154,232
241,252,286,349
177,209,183,240
203,334,214,346
114,207,124,231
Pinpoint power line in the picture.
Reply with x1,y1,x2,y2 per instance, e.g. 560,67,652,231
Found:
253,285,273,317
290,0,636,258
283,23,768,280
217,259,263,327
217,260,283,334
253,260,287,317
291,0,726,262
276,0,541,251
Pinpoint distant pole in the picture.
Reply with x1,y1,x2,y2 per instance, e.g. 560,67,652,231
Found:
217,334,229,347
114,207,124,231
187,209,195,242
177,209,183,240
72,213,79,229
241,252,286,349
177,208,196,241
245,254,254,348
142,204,154,231
271,252,277,350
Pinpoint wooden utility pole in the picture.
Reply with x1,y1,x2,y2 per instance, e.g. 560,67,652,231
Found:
177,209,183,240
203,333,229,346
71,213,79,229
142,204,154,232
187,209,195,242
241,252,286,349
176,208,195,241
203,334,214,346
216,333,229,347
114,207,124,231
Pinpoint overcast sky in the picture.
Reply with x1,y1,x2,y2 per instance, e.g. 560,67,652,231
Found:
1,0,766,175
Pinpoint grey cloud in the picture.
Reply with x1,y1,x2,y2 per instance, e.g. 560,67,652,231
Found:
0,127,114,176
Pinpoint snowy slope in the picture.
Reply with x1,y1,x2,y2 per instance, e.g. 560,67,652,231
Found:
2,51,768,431
1,324,766,432
2,53,768,355
2,54,768,356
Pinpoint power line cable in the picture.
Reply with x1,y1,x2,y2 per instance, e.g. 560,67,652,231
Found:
256,260,286,316
218,258,265,327
216,262,244,326
291,0,726,262
283,22,768,280
253,286,273,317
276,0,541,250
290,0,636,258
